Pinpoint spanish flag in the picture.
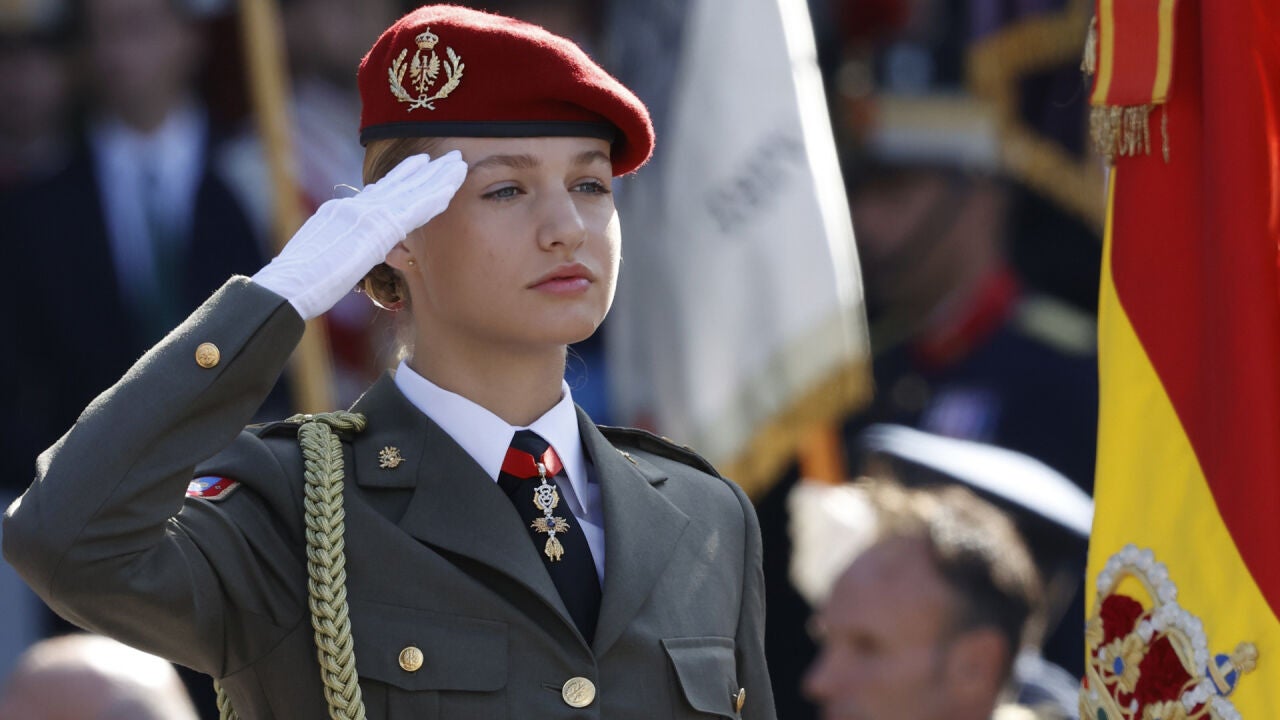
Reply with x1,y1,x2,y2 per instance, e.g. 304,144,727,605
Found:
1083,1,1280,717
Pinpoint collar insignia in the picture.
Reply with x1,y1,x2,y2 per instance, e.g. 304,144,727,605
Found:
378,446,404,469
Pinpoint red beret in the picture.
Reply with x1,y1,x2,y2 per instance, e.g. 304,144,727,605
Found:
358,5,654,176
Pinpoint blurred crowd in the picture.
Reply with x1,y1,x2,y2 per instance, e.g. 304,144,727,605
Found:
0,0,1102,717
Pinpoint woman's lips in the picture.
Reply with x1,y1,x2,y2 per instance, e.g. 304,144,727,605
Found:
531,276,592,294
530,264,593,294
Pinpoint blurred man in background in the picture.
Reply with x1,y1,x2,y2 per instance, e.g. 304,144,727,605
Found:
1,0,268,492
1,7,269,711
797,471,1076,720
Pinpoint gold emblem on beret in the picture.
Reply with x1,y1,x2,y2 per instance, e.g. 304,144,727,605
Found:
378,446,404,469
388,27,465,111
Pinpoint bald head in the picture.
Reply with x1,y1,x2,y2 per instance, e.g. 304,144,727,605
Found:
0,635,198,720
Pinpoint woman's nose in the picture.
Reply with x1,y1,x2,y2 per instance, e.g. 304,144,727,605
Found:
537,191,588,251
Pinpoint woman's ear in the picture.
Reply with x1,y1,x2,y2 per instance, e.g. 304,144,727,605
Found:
384,240,417,272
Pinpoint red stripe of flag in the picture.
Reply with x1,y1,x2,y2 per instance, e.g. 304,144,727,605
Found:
1110,0,1280,614
1104,0,1162,106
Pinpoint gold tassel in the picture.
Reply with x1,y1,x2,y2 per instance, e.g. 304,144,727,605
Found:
1092,104,1157,164
1081,15,1098,76
1120,105,1152,157
1090,105,1120,163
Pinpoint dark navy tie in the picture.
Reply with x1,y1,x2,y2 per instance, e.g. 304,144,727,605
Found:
498,430,601,643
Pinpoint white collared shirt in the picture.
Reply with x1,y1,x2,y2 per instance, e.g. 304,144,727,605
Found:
394,361,606,581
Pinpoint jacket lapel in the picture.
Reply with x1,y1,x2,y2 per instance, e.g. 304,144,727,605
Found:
579,409,690,656
350,375,574,636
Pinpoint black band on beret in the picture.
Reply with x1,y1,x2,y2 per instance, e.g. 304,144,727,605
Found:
360,120,618,147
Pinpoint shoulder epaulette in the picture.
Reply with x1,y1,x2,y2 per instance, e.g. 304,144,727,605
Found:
248,414,361,437
598,425,722,477
247,419,305,438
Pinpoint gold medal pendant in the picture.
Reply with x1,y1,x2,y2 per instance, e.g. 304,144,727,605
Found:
530,462,569,562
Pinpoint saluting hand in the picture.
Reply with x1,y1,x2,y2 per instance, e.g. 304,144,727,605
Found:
252,151,467,320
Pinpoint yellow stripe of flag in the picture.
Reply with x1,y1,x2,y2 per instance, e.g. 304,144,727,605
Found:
1091,170,1280,715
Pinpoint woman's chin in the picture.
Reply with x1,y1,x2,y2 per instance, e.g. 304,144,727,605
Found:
531,309,606,347
551,322,603,348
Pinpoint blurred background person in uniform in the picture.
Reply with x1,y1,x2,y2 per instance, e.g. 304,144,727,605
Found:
0,4,270,711
0,0,270,493
754,1,1101,713
834,0,1099,492
0,633,199,720
795,462,1083,720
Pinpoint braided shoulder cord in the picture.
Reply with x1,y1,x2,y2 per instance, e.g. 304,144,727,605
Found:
215,680,235,720
215,411,369,720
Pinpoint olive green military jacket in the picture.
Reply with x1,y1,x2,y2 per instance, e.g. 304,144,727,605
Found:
3,278,775,720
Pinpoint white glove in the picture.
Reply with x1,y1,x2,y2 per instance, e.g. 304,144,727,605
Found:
252,150,467,320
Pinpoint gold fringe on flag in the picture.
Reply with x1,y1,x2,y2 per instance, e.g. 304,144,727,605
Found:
1090,104,1154,163
1081,14,1169,165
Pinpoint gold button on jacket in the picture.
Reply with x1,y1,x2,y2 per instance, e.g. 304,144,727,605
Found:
195,342,221,368
561,677,596,708
398,646,423,672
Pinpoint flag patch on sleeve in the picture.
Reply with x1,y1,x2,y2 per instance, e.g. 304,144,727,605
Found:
186,476,241,501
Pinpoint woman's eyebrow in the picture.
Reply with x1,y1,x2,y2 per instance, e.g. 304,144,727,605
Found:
470,150,610,171
470,153,539,171
573,149,611,167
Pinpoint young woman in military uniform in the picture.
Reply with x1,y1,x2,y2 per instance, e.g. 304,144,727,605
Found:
4,6,774,719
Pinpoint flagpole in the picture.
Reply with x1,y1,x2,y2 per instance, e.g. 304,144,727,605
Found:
237,0,335,413
797,424,849,485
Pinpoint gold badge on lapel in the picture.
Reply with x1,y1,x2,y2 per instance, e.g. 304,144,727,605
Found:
378,446,404,469
388,28,465,111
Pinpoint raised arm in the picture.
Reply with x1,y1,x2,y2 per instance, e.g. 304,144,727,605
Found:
3,152,466,675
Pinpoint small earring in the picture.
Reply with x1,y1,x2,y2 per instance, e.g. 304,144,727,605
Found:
407,258,417,266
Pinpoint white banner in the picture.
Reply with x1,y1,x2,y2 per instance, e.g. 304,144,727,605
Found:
607,0,869,495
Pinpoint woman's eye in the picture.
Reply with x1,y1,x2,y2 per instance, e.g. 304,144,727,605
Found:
572,179,611,194
484,185,521,200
